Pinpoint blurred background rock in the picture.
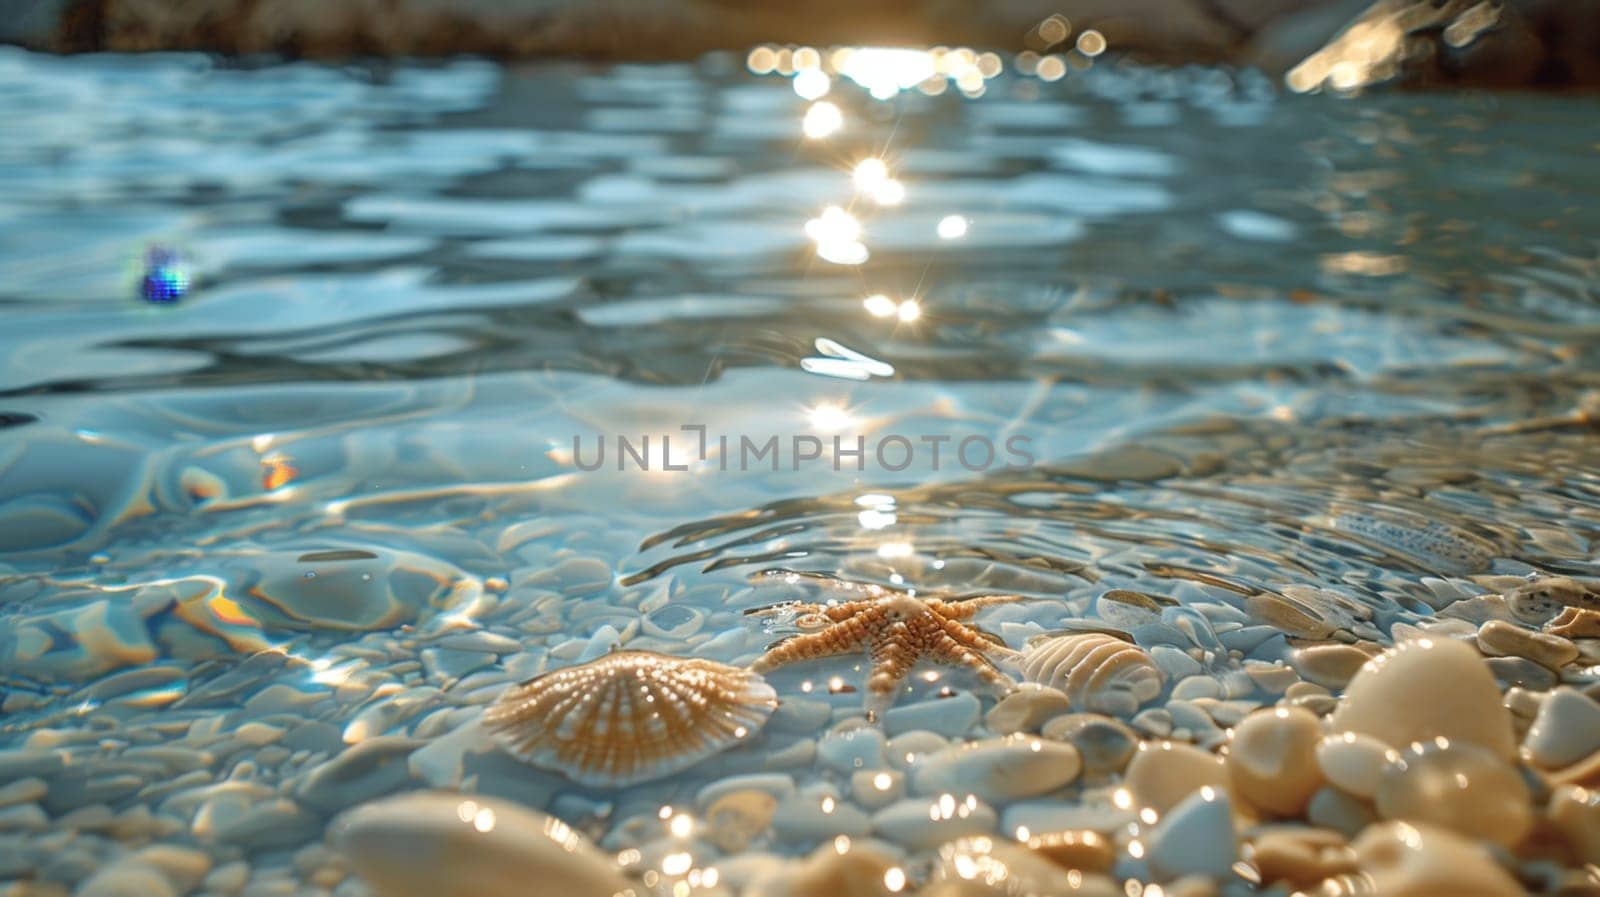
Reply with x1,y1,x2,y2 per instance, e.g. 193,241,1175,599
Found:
0,0,1596,88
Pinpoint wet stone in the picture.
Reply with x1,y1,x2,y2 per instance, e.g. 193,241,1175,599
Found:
292,736,423,814
882,693,980,737
871,796,998,850
1478,620,1579,670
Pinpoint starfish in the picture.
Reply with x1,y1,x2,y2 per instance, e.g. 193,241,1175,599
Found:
744,572,1028,717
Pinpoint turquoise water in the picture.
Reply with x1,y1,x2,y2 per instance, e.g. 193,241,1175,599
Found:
1,45,1600,893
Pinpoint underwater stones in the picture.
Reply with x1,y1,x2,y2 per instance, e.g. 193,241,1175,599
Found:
75,861,178,897
293,735,422,814
1525,688,1600,770
1017,633,1163,716
1124,741,1229,814
704,789,777,852
212,798,321,850
818,727,888,774
1226,707,1323,817
1041,714,1138,780
851,769,906,810
882,694,980,738
1326,637,1516,761
1548,607,1600,639
1316,732,1395,800
770,793,871,842
932,837,1103,896
1548,785,1600,864
237,546,477,631
334,791,632,897
1247,826,1357,889
871,796,997,851
772,841,901,897
909,735,1082,803
1024,829,1115,874
483,650,776,787
1375,740,1531,848
1288,643,1373,690
1351,821,1523,897
1477,620,1578,670
983,684,1071,734
1145,789,1237,881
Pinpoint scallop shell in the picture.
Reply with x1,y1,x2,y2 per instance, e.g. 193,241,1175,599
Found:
1018,633,1164,716
483,650,777,787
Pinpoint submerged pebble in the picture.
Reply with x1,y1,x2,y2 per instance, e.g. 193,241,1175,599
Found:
1325,637,1515,760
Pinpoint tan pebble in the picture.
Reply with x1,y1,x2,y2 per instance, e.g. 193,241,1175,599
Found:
1243,661,1299,695
1248,826,1357,888
849,769,904,810
1289,643,1373,689
1283,681,1329,700
1548,784,1600,865
1024,829,1115,873
309,866,346,889
1327,637,1516,761
1306,786,1376,838
1374,740,1532,849
705,789,778,853
131,845,211,892
203,861,250,896
1551,749,1600,789
984,684,1071,735
786,840,900,897
1547,607,1600,639
1124,740,1229,814
1352,821,1523,897
1285,693,1338,717
1226,707,1324,817
1316,732,1396,800
1524,687,1600,771
1041,714,1138,780
935,837,1114,896
1477,620,1579,670
1247,593,1336,640
1161,877,1220,897
1503,686,1544,720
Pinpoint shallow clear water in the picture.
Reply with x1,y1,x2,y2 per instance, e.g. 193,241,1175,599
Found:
2,45,1600,890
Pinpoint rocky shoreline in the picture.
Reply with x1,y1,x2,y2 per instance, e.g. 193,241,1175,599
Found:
2,0,1598,89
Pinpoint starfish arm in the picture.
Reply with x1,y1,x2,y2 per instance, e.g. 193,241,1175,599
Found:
864,630,919,716
750,621,872,672
932,594,1029,619
930,630,1018,696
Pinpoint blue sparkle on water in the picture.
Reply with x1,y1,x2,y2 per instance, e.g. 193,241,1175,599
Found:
140,246,190,303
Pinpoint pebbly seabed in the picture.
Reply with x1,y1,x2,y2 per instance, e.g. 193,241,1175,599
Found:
2,40,1600,897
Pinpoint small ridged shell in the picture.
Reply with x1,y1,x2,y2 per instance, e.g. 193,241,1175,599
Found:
1018,633,1164,716
484,650,777,787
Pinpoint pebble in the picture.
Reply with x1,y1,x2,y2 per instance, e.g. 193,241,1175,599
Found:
909,735,1082,802
1149,646,1204,680
1315,732,1395,799
697,774,797,809
769,794,871,843
818,728,888,774
1248,826,1358,889
1375,740,1532,848
212,799,321,850
1548,785,1600,865
871,796,997,850
0,778,47,808
932,837,1100,895
849,769,905,810
293,736,422,814
1226,707,1324,817
132,845,211,893
75,861,177,897
1146,789,1237,880
1525,688,1600,770
1477,619,1578,670
1130,708,1174,738
1170,676,1221,701
883,694,980,737
1243,661,1299,695
1305,786,1376,839
1352,821,1523,897
1124,741,1229,814
768,698,832,735
1326,637,1516,761
1485,655,1558,691
0,749,64,780
886,732,948,769
1001,801,1134,836
1024,829,1115,873
1289,643,1372,689
983,685,1071,735
333,791,632,897
0,804,45,832
203,860,251,896
704,790,777,852
1041,714,1138,780
777,841,900,897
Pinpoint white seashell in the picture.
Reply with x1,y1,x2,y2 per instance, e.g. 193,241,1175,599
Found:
1017,633,1164,716
483,650,777,787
